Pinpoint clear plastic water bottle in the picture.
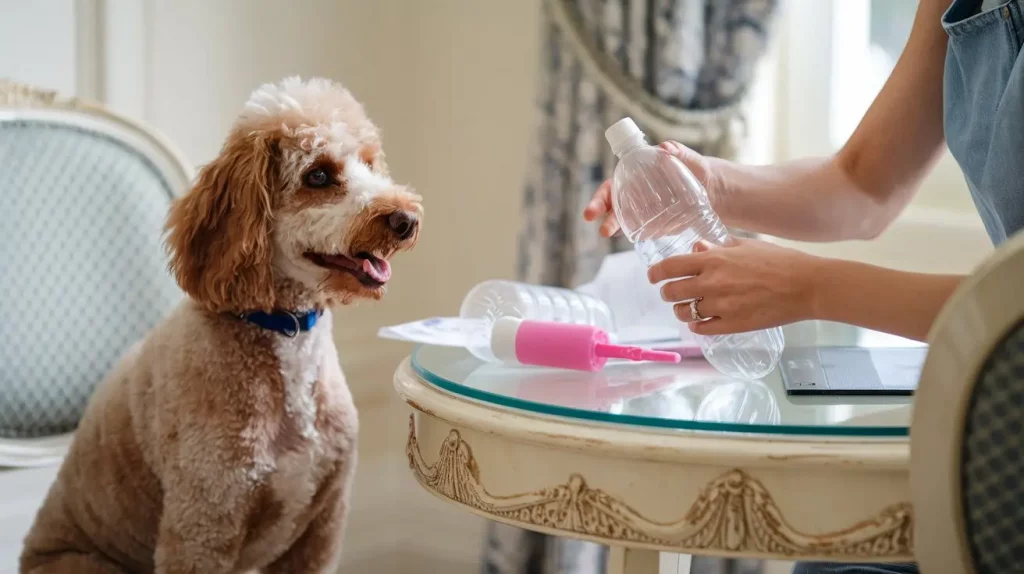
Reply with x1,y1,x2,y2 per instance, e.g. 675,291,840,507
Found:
604,117,784,380
459,280,616,362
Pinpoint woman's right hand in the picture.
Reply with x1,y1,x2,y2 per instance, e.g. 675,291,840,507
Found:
583,140,722,237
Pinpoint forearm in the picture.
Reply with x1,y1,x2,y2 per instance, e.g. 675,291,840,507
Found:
710,0,949,243
810,257,963,341
711,156,896,242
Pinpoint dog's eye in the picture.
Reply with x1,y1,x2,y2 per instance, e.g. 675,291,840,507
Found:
304,168,331,188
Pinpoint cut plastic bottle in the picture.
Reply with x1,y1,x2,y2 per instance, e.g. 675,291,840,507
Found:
604,117,784,380
459,280,616,362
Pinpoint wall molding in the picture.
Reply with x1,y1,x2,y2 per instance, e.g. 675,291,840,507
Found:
74,0,101,100
77,0,149,120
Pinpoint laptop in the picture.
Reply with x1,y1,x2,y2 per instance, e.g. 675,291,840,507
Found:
780,346,928,396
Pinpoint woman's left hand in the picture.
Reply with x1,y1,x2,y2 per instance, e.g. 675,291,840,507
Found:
649,238,823,335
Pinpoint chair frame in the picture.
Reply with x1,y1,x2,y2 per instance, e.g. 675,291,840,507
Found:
912,229,1024,573
0,80,193,194
0,80,193,465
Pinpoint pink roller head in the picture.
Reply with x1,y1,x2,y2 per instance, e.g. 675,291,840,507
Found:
506,319,681,372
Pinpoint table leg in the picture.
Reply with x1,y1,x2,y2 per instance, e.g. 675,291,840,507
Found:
606,548,692,574
607,547,657,574
658,553,692,574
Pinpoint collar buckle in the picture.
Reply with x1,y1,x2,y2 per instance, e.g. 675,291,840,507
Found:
281,312,300,338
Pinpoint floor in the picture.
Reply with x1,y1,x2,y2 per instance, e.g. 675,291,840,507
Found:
0,369,796,574
339,394,488,573
0,397,488,574
341,368,797,574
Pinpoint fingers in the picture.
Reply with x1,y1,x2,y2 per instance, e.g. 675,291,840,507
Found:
673,296,725,323
583,180,612,221
584,180,621,237
648,252,710,284
691,240,713,253
673,300,704,323
659,141,700,168
659,141,685,156
658,141,720,196
689,315,762,336
660,276,701,303
600,214,621,237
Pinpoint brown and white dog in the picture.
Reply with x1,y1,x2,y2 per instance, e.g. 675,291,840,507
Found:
19,77,422,573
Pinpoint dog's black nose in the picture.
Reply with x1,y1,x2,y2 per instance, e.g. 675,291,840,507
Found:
387,211,418,240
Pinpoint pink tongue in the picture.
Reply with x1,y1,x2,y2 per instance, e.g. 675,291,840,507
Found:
361,257,392,283
323,254,359,270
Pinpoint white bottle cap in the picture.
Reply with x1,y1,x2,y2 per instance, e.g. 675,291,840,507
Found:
490,316,523,365
605,117,644,155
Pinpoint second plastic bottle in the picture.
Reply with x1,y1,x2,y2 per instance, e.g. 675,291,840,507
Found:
459,280,617,363
604,117,784,380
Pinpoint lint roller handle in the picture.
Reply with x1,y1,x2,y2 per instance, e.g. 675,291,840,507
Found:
490,318,680,372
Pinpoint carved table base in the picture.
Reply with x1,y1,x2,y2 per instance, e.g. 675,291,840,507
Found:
396,358,914,565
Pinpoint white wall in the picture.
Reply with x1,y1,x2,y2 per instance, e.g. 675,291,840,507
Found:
3,1,993,570
144,1,406,164
139,2,540,570
132,1,538,398
2,1,539,570
4,0,527,400
0,0,80,95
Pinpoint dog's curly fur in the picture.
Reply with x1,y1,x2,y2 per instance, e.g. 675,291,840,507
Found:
19,77,422,574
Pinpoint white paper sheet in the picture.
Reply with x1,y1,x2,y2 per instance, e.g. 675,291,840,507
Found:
378,251,696,349
576,250,687,344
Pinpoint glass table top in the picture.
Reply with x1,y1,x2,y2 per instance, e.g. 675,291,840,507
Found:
410,321,924,437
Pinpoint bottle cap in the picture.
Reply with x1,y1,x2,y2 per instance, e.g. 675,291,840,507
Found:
605,117,644,156
490,317,680,372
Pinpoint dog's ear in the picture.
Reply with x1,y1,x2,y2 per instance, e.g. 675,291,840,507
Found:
166,130,277,312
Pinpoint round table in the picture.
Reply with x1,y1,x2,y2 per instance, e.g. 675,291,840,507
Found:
393,321,921,572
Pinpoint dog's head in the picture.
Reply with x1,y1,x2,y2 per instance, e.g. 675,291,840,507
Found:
166,77,422,313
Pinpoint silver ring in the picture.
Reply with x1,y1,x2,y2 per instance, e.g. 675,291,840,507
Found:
690,297,705,322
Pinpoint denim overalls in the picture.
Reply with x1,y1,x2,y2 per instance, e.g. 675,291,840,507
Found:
944,0,1024,246
795,2,1024,574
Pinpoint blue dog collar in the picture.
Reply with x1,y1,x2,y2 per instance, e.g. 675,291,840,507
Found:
239,309,323,338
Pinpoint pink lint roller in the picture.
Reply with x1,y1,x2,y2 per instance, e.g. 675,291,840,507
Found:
490,317,682,372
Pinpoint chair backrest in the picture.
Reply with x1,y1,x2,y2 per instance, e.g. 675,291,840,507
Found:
912,229,1024,574
0,81,192,438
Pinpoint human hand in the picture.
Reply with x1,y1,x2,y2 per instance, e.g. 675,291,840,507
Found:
648,238,822,335
583,141,722,237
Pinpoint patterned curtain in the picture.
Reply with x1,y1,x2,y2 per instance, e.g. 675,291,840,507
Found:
493,0,777,573
517,0,776,289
